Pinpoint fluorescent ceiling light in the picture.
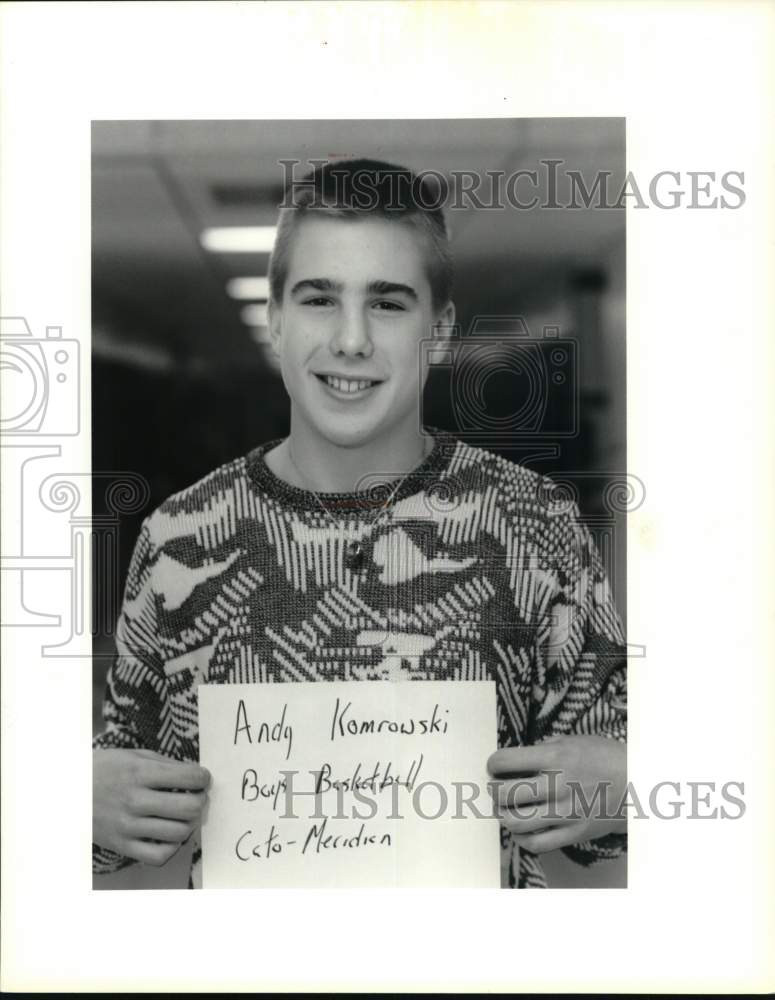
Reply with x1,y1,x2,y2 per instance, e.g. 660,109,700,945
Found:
241,303,269,327
250,326,271,345
200,226,277,253
227,276,270,300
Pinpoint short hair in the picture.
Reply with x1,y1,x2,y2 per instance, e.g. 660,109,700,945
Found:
268,158,453,311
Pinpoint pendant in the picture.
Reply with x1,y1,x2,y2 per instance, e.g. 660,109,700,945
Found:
345,540,365,571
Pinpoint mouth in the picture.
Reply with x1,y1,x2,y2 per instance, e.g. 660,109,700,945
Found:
314,373,384,398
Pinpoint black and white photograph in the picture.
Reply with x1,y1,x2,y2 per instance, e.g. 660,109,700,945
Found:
90,119,629,892
1,2,772,993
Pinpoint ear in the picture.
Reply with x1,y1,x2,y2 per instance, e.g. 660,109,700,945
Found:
431,300,457,356
268,298,282,357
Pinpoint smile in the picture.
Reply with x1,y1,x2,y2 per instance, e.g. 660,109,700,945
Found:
315,373,383,397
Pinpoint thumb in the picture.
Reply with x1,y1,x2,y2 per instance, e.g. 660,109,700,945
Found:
132,748,172,761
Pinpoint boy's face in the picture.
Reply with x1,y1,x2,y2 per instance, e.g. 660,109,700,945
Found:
269,214,454,449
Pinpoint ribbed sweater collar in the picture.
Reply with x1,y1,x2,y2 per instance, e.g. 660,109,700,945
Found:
245,425,456,513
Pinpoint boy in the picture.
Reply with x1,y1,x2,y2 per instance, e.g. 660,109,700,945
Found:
93,159,627,889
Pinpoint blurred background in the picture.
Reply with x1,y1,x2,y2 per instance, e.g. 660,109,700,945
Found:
92,119,626,889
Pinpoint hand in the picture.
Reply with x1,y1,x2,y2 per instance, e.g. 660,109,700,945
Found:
93,748,211,867
486,735,627,854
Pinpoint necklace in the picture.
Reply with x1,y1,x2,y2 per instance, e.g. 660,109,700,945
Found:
285,438,431,572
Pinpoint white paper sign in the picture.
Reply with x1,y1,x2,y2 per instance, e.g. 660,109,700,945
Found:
199,681,501,888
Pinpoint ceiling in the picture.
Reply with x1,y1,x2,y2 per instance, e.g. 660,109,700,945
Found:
92,118,625,371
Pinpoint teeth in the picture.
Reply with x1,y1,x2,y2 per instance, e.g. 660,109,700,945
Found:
324,375,374,393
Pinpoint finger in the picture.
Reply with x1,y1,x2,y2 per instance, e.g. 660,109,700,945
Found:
125,838,181,867
133,749,175,761
500,807,572,834
490,775,551,807
512,822,586,854
487,742,561,777
140,759,211,791
128,816,195,844
131,789,207,823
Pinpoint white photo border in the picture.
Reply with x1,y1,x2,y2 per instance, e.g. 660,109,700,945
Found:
1,1,773,993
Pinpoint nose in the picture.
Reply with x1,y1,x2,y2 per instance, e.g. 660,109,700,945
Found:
330,304,373,358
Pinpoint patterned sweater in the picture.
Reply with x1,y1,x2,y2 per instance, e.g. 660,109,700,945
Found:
93,426,627,888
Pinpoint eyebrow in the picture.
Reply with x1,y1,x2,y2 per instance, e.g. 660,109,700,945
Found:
368,279,418,301
290,277,419,301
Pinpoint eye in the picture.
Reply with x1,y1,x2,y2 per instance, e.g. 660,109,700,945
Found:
372,300,406,312
302,296,334,307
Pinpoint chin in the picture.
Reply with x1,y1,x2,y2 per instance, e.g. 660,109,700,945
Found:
319,423,378,448
310,412,390,449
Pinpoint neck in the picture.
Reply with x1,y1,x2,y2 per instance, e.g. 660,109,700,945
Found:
282,416,432,494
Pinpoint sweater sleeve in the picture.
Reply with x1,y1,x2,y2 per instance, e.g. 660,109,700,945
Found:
528,493,628,867
92,516,173,875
